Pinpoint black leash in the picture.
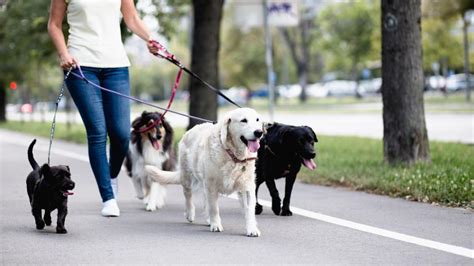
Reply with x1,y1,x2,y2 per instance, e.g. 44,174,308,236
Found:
149,40,242,108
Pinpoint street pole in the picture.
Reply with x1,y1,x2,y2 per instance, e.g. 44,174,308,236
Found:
463,11,471,102
263,0,275,122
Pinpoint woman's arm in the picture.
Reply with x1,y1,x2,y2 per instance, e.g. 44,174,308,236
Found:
47,0,77,69
121,0,158,54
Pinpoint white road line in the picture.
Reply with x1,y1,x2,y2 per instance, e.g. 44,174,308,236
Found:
3,137,473,259
228,196,473,259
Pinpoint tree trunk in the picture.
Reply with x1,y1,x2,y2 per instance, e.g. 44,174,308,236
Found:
187,0,224,129
381,0,430,165
0,85,6,122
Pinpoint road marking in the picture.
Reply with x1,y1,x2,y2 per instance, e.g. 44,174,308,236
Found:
3,137,472,259
229,197,473,258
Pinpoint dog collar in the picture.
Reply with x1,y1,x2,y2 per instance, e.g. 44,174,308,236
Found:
225,149,257,163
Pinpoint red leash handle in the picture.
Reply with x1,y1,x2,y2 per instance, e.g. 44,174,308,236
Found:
136,40,183,133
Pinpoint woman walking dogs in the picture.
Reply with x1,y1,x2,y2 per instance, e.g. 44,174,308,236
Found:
48,0,158,217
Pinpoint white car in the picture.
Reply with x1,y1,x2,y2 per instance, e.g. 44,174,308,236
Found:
446,74,474,92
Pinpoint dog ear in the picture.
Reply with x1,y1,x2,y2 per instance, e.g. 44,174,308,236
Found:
262,122,273,135
305,126,318,143
131,116,143,130
220,118,231,147
162,119,174,151
40,164,52,179
276,127,291,146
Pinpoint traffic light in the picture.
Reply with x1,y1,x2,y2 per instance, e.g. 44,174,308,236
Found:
9,81,17,90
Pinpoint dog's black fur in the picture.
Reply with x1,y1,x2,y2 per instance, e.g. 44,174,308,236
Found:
255,123,317,216
26,139,75,233
124,111,175,176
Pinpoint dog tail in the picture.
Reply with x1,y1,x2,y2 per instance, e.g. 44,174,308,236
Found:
124,151,132,177
145,165,180,185
28,139,40,170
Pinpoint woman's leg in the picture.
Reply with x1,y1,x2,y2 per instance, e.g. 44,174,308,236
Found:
65,67,114,203
101,67,131,179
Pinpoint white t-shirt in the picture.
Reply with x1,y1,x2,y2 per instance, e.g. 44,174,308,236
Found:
66,0,130,68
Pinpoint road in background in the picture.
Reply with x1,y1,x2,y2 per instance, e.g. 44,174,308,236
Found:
1,130,472,264
6,108,474,144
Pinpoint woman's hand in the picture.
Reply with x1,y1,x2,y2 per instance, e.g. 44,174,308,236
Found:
147,39,159,55
59,52,78,70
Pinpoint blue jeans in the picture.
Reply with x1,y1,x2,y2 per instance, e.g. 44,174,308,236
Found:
65,66,130,202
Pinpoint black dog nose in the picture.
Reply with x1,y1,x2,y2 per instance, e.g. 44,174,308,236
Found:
254,130,263,138
310,152,316,159
69,182,75,190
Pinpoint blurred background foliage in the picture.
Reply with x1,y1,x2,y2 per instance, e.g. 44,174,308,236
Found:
0,0,472,106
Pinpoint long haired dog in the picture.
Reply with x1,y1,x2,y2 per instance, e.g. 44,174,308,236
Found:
26,139,75,233
146,108,264,237
124,111,175,211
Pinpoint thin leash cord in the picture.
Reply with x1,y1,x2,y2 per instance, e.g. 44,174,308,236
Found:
69,66,215,124
149,40,242,109
48,68,73,165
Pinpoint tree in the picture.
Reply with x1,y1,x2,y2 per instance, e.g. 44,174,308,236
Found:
319,1,375,93
381,0,430,165
187,0,224,129
279,15,313,103
0,0,56,122
423,0,474,102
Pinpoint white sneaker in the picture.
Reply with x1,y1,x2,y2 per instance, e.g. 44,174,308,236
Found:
111,178,118,199
101,199,120,217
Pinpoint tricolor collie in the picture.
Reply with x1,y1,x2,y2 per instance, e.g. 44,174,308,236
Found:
124,111,175,211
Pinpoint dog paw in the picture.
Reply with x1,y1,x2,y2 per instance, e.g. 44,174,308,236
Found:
246,227,261,237
185,210,195,223
210,223,224,232
36,221,45,230
56,227,67,234
271,201,281,215
145,203,157,212
44,218,52,226
280,209,293,216
255,203,263,215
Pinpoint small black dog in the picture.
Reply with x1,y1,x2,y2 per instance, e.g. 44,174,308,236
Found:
255,123,317,216
26,139,75,233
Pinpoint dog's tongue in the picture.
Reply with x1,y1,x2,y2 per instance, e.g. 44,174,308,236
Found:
303,159,317,170
152,139,160,150
63,191,74,196
247,139,260,153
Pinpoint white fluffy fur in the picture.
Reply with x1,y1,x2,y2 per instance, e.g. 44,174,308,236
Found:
129,137,169,211
146,108,263,237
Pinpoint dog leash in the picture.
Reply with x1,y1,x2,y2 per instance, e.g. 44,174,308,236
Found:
148,40,242,109
68,66,215,124
48,67,73,165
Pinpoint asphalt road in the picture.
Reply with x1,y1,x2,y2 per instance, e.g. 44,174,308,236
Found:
1,130,473,264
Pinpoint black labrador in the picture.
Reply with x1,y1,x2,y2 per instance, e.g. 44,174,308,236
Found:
26,139,75,233
255,123,317,216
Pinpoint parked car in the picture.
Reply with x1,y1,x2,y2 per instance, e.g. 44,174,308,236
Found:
359,78,382,94
425,75,447,91
277,84,302,99
306,83,329,98
445,74,474,92
218,86,248,106
323,80,364,97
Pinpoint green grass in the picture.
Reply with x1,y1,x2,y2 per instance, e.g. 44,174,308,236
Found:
1,120,472,208
298,136,473,208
